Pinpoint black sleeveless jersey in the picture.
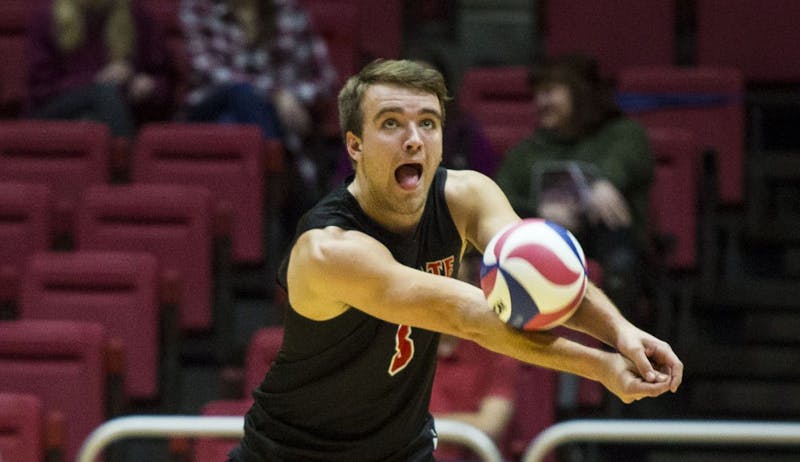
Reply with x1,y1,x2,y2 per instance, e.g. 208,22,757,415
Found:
239,167,464,461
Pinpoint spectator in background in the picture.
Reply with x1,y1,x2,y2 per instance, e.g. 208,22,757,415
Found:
26,0,174,138
179,0,339,233
495,53,654,320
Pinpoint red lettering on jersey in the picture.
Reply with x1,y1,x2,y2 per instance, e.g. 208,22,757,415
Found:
441,255,455,278
425,255,455,277
388,324,415,376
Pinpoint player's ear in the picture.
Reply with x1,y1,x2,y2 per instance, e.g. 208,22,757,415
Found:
346,131,362,158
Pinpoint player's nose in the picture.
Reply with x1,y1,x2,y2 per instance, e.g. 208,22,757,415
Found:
403,125,423,152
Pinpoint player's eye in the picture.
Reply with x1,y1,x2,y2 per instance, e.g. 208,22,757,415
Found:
420,119,438,129
382,118,399,129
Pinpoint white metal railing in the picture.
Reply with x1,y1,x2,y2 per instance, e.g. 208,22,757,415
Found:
522,419,800,462
76,415,503,462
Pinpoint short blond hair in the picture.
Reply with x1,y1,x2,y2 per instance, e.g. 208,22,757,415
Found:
337,59,450,142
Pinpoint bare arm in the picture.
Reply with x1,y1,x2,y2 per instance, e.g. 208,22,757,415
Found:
446,169,683,397
565,283,684,392
286,169,682,402
287,225,622,390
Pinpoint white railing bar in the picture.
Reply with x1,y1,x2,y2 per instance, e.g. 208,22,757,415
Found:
76,415,503,462
436,418,504,462
523,419,800,462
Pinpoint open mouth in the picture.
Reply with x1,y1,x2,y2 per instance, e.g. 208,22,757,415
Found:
394,163,423,190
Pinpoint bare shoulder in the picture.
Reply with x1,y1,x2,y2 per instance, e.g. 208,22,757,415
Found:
288,226,394,320
445,168,495,198
444,169,495,220
444,169,520,252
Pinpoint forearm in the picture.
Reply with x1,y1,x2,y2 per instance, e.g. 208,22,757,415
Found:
384,272,612,383
562,281,631,348
463,310,613,385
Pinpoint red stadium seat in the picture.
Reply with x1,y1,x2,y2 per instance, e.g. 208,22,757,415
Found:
0,0,33,33
18,250,177,404
647,127,703,271
542,0,675,79
189,327,283,462
0,36,26,117
132,123,271,265
299,0,359,78
298,0,359,137
193,399,252,462
645,127,704,342
617,66,745,205
75,183,215,332
0,120,112,226
0,393,44,462
243,326,285,397
458,66,537,158
0,320,112,462
696,0,800,83
0,0,34,116
354,0,403,61
0,182,52,315
506,365,558,461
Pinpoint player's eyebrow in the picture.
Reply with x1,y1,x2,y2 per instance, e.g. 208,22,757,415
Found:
373,106,442,123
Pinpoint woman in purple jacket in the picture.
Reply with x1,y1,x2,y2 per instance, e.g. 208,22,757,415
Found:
25,0,174,138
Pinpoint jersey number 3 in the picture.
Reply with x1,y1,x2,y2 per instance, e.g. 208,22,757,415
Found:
388,325,414,376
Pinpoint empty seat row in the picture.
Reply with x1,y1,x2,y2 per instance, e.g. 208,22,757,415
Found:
0,319,122,462
0,120,285,266
19,250,177,406
0,179,215,332
541,0,800,83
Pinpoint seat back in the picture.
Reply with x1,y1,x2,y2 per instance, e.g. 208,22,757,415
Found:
0,120,111,217
0,393,44,462
243,326,285,397
193,399,252,462
353,0,402,61
647,127,703,271
696,0,800,82
299,0,359,137
0,0,33,116
190,326,283,461
617,66,745,205
542,0,675,79
0,320,107,462
19,250,161,400
133,123,267,265
300,0,359,81
506,364,558,460
76,184,213,331
0,182,52,303
459,66,537,157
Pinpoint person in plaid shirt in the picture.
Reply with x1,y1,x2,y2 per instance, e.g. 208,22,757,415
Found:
179,0,339,229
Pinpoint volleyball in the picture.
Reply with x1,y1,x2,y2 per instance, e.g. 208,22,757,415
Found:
480,218,588,331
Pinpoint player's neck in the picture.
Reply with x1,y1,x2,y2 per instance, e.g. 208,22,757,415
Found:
347,179,423,236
